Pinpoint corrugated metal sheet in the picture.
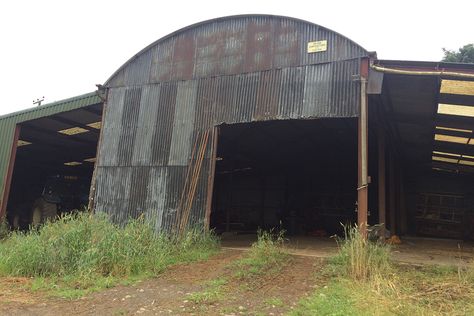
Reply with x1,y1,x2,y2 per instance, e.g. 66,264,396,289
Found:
0,92,102,210
94,15,368,231
106,15,367,87
168,80,198,166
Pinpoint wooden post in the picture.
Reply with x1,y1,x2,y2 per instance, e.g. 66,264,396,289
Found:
0,125,21,220
378,128,386,239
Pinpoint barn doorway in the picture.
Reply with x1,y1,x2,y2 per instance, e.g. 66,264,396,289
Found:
5,104,103,230
209,119,358,239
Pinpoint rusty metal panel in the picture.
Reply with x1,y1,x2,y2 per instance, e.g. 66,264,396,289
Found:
302,59,360,118
273,18,300,68
219,19,246,75
194,21,226,78
108,68,126,88
243,17,274,73
117,87,142,166
132,85,162,165
215,75,237,125
150,81,178,165
189,159,210,226
278,66,306,119
171,32,196,81
145,167,167,231
94,166,132,223
127,166,151,218
98,88,126,166
195,77,218,130
232,72,260,123
328,59,360,117
299,23,329,65
106,15,368,87
168,80,198,166
299,24,366,66
254,69,282,121
124,49,152,86
94,165,167,229
302,63,332,117
161,166,187,231
150,38,175,83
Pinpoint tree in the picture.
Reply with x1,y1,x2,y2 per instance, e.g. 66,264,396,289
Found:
442,44,474,63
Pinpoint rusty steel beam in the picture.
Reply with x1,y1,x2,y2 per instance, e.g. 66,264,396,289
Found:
378,127,386,240
357,58,369,237
0,125,21,219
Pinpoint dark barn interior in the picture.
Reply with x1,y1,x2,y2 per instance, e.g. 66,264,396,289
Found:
5,104,102,229
210,119,358,237
372,63,474,241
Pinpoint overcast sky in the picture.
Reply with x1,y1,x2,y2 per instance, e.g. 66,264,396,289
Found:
0,0,473,115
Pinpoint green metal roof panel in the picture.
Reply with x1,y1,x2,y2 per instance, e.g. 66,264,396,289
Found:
0,92,102,210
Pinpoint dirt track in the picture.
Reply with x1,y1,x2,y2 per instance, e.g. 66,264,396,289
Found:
0,249,322,315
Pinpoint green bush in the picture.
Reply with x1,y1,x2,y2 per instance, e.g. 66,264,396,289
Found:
0,213,219,278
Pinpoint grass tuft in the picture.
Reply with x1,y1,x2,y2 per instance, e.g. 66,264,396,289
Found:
187,278,227,304
331,224,391,281
233,229,289,282
264,297,284,307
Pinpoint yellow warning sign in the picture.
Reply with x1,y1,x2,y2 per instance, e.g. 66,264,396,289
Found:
307,40,327,53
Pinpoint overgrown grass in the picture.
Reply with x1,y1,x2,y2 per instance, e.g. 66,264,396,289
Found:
292,267,474,316
331,224,391,281
233,230,289,282
0,213,219,298
0,219,9,240
292,224,474,315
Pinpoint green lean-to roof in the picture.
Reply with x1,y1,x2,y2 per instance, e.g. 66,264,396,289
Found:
0,92,102,209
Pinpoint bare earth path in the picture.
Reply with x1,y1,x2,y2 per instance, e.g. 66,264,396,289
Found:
0,249,322,316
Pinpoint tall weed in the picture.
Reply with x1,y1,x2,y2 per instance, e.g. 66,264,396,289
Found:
0,219,9,240
332,224,391,281
0,213,219,279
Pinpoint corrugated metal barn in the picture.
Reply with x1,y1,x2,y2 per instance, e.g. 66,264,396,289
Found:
93,14,368,234
2,14,474,240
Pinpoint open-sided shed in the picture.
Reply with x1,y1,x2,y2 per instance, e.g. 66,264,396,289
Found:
371,61,474,239
0,93,103,228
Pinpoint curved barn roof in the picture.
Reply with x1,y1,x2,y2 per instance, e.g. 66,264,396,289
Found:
105,14,368,87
